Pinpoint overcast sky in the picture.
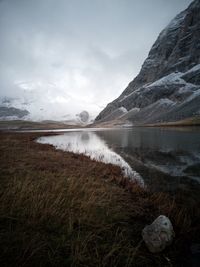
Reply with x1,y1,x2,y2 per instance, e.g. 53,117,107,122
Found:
0,0,193,120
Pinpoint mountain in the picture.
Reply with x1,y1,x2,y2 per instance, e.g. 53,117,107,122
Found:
95,0,200,125
76,110,90,124
0,96,92,125
0,106,29,120
0,96,92,128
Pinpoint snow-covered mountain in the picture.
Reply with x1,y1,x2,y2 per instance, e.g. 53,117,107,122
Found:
0,95,92,124
95,0,200,124
0,106,29,120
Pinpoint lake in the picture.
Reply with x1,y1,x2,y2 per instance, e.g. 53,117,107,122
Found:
37,127,200,194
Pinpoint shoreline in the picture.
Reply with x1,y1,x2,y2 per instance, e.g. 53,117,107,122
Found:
0,132,199,266
1,116,200,132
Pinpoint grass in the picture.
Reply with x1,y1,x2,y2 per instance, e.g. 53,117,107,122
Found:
92,116,200,128
0,120,82,130
146,116,200,127
0,132,199,267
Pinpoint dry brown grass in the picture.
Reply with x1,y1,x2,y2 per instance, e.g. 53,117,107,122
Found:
146,116,200,127
0,132,199,267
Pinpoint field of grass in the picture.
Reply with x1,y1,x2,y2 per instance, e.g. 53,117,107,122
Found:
93,116,200,128
0,120,81,130
147,116,200,127
0,132,199,267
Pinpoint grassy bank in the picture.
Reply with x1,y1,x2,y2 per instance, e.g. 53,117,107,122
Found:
92,116,200,128
0,120,82,130
0,133,199,267
146,116,200,127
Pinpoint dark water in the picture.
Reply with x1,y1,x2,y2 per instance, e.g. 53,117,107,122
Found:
96,127,200,193
38,127,200,194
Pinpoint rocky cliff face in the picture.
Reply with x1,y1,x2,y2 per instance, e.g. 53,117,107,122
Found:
76,110,90,123
95,0,200,124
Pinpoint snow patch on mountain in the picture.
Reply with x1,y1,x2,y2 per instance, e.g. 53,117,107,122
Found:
147,72,184,87
156,98,176,106
119,107,127,113
184,64,200,74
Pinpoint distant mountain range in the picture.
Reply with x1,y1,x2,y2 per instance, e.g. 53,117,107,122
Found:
0,97,91,125
0,106,29,120
95,0,200,125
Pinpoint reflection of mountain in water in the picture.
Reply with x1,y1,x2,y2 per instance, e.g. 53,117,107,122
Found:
37,127,200,194
37,131,143,184
95,127,200,192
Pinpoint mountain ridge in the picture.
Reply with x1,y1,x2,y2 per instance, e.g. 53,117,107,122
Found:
95,0,200,125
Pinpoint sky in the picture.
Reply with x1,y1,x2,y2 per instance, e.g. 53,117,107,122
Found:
0,0,193,120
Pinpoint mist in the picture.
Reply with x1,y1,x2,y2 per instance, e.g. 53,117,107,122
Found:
0,0,192,120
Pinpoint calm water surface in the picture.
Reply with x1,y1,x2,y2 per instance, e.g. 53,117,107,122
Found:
37,127,200,193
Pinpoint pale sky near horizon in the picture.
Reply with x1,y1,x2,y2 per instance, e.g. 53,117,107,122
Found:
0,0,193,120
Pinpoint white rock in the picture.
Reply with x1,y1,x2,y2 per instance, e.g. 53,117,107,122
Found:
142,215,175,253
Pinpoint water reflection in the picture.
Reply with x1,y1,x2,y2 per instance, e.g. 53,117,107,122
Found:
96,127,200,152
37,127,200,193
37,131,143,185
95,127,200,191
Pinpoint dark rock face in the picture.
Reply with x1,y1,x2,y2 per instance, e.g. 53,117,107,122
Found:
182,67,200,85
95,0,200,124
77,110,89,123
0,106,29,119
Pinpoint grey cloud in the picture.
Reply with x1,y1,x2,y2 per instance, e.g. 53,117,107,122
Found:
0,0,193,119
